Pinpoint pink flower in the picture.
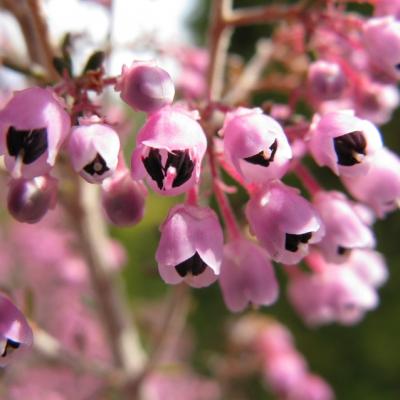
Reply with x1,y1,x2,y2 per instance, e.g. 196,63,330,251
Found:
116,61,175,113
288,256,378,326
341,147,400,218
374,0,400,19
68,122,120,183
288,373,334,400
155,204,223,288
363,17,400,81
0,293,33,367
307,60,347,102
101,168,147,226
0,87,70,179
308,110,382,177
313,191,375,263
131,106,207,196
245,181,324,265
7,175,58,224
219,237,278,312
221,107,292,183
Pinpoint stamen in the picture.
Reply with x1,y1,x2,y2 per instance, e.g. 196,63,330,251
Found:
334,131,367,166
83,154,109,176
243,139,278,167
285,232,312,252
1,339,20,358
175,252,207,277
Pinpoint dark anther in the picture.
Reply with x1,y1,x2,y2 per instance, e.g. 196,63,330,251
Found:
7,126,48,164
83,154,109,176
333,131,367,166
1,339,20,358
396,63,400,70
244,139,278,167
285,232,312,252
337,246,350,256
175,252,207,277
142,148,165,189
164,150,195,188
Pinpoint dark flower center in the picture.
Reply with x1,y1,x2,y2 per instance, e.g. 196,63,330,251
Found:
175,252,207,277
7,126,48,164
243,139,278,167
83,154,109,176
285,232,312,252
1,338,20,357
337,246,350,256
142,148,194,190
333,131,367,166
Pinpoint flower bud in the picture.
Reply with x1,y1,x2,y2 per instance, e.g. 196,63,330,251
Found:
68,123,120,184
116,61,175,113
131,106,207,196
221,107,292,183
7,175,58,224
101,169,147,226
156,204,223,288
0,87,70,179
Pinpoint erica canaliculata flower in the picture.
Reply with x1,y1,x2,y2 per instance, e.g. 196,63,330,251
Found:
0,87,70,179
131,106,207,196
155,204,223,288
68,122,120,184
308,110,382,177
0,293,33,367
245,181,324,265
221,107,292,183
219,237,278,312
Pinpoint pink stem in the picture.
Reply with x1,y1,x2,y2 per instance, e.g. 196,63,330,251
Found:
294,163,321,196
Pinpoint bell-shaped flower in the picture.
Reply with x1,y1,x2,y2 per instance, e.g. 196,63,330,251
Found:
0,87,70,179
219,237,278,312
288,256,378,326
245,181,324,265
0,293,33,367
307,60,347,102
68,122,120,184
374,0,400,19
341,147,400,218
131,106,207,196
221,107,292,183
156,204,223,288
101,168,147,226
115,61,175,113
308,110,382,177
313,191,375,263
290,374,334,400
363,16,400,81
7,175,58,224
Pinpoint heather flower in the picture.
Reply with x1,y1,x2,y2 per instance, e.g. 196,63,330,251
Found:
308,110,382,177
221,107,292,183
374,0,400,19
0,87,70,179
363,17,400,81
288,255,378,326
116,61,175,113
341,147,400,218
290,374,334,400
219,237,278,312
101,168,147,226
307,60,347,101
7,175,58,224
68,122,120,183
131,106,207,196
313,191,375,263
155,204,223,288
0,293,33,367
245,181,324,265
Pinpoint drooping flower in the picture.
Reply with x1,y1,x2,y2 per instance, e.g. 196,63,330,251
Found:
221,107,292,183
0,293,33,367
155,204,223,288
219,237,278,312
245,181,324,265
341,147,400,218
308,110,382,177
131,106,207,196
116,61,175,113
0,87,70,179
68,122,120,183
101,168,147,226
7,175,58,224
313,191,375,263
